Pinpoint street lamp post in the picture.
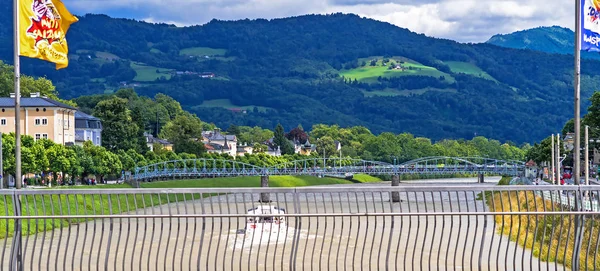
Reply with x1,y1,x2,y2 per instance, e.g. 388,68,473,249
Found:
586,125,589,186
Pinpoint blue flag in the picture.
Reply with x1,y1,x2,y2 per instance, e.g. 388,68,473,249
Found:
582,0,600,51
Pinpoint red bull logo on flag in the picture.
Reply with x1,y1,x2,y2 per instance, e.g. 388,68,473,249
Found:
583,0,600,50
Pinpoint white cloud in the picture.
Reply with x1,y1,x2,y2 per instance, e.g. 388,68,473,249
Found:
64,0,575,42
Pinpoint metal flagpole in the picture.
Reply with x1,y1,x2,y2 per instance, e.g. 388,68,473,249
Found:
13,0,21,190
573,2,584,269
575,0,582,187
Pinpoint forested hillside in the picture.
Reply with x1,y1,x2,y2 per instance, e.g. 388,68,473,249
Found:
0,1,596,143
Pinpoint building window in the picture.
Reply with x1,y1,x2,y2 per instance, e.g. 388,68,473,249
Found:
34,118,41,125
0,119,5,126
42,118,48,125
42,134,48,139
35,134,40,140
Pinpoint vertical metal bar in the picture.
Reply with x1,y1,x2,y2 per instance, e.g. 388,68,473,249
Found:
22,194,31,270
113,194,123,271
147,194,156,271
352,191,362,270
97,194,106,271
139,193,148,271
281,192,291,271
62,194,72,271
461,191,470,271
420,191,428,271
189,192,197,271
2,195,9,268
104,194,114,271
163,193,173,271
172,193,182,270
197,192,205,271
445,191,453,271
376,191,385,271
406,191,413,271
454,191,462,271
428,191,437,271
215,193,224,271
46,194,55,270
438,191,446,271
385,189,394,271
162,193,171,271
80,194,88,271
181,193,189,271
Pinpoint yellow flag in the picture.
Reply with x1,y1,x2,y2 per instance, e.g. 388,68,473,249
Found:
18,0,78,70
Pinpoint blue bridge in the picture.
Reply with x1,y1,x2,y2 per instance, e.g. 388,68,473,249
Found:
132,156,525,181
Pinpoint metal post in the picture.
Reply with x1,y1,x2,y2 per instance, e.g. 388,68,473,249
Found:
391,175,400,202
556,134,561,185
13,0,21,190
573,1,584,268
260,175,270,203
586,125,589,186
575,0,582,187
0,132,3,189
551,134,555,184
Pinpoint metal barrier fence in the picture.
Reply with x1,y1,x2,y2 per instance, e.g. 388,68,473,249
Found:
0,185,598,270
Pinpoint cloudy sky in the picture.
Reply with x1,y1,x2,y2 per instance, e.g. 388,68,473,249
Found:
64,0,574,43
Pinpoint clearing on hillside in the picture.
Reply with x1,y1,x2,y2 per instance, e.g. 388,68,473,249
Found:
340,56,455,83
361,87,457,97
179,47,227,56
130,62,174,82
444,61,497,82
192,99,272,113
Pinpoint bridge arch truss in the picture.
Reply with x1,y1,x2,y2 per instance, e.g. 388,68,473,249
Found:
133,156,525,181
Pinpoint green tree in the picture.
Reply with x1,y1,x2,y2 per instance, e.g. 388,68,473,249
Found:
160,112,205,155
46,144,72,185
154,93,184,119
94,97,141,152
160,112,204,141
273,124,294,155
253,143,268,153
316,136,336,157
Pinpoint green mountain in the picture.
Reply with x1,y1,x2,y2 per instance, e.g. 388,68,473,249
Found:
0,5,597,143
486,26,600,59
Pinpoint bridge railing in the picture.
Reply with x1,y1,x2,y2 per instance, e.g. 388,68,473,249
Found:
0,185,597,270
133,157,524,180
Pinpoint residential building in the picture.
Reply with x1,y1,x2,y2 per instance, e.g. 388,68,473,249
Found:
525,160,538,179
563,133,575,151
201,128,237,157
236,143,254,156
293,139,316,155
144,133,173,151
75,111,102,146
0,93,76,145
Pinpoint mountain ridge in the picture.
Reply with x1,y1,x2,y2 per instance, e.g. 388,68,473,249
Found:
486,25,600,59
0,4,596,144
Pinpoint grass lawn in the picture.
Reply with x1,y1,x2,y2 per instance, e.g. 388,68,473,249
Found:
0,175,382,239
192,99,272,113
487,190,600,270
179,47,227,56
341,56,455,83
130,62,174,82
444,61,497,82
140,174,382,189
361,87,457,97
